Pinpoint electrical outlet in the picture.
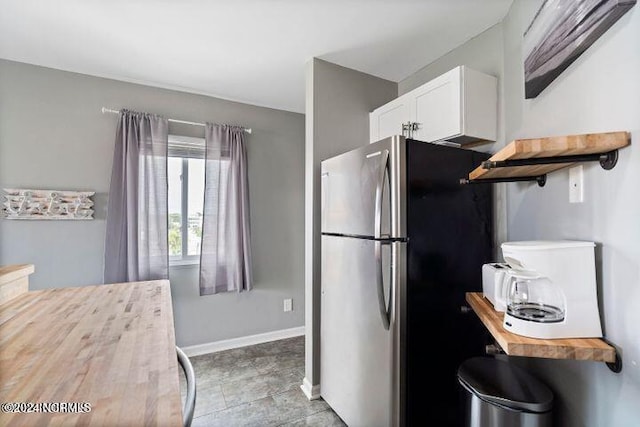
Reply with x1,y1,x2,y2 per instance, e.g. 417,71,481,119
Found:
283,298,293,312
569,165,584,203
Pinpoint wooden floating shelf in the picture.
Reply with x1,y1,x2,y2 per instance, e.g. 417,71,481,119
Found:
466,292,616,363
463,131,630,184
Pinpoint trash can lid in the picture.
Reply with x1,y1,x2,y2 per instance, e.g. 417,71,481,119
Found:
457,357,553,413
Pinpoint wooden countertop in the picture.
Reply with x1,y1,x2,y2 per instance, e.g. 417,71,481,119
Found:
466,292,616,363
0,280,183,426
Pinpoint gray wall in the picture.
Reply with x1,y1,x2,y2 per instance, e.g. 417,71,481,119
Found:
397,23,508,251
398,23,505,97
502,1,640,426
399,1,640,425
0,59,305,347
304,59,397,387
397,23,505,157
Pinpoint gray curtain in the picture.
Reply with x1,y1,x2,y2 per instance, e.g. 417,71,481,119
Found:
104,110,169,283
199,124,253,295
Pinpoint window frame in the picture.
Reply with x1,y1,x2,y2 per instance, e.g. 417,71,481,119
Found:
168,135,205,267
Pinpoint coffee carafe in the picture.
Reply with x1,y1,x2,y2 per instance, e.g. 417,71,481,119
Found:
505,273,565,324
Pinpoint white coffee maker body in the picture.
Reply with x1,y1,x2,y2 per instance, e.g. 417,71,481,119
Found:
501,240,603,339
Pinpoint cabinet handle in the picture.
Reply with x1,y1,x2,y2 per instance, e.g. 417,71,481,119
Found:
401,122,411,137
402,122,421,138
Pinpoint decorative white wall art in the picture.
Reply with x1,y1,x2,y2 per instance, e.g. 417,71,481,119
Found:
2,189,95,220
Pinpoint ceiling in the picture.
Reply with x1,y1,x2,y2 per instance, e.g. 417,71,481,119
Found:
0,0,513,113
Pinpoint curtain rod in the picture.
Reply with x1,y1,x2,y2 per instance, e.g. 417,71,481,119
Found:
100,107,252,134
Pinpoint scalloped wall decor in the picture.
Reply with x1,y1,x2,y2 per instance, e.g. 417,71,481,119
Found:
2,189,94,220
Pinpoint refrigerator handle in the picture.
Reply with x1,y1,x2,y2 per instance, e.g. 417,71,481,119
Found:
373,149,390,240
374,149,391,330
375,240,391,330
390,241,397,327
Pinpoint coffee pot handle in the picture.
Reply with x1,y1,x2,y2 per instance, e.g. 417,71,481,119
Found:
497,270,514,311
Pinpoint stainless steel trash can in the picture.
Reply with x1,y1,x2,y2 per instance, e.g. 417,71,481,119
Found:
457,357,553,427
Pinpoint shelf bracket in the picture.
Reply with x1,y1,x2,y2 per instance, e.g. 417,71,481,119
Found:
481,150,619,171
603,338,623,373
460,175,547,187
485,342,504,355
599,150,619,170
606,353,623,373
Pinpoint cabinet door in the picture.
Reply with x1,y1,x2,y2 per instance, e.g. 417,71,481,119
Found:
369,96,411,143
411,67,462,143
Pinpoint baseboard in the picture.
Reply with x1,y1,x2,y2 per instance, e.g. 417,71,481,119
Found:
300,377,321,400
181,326,305,357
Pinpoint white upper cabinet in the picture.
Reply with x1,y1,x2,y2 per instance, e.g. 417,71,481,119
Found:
369,95,411,144
411,67,462,143
369,66,497,145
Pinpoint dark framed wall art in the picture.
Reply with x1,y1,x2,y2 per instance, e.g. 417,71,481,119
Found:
523,0,637,99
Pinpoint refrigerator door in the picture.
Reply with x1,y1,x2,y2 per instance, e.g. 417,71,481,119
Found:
321,136,406,239
403,139,493,425
321,235,403,427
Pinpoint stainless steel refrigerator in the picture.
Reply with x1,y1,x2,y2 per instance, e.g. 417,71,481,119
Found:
320,135,493,427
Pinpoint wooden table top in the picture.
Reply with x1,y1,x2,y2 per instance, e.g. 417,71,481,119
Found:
0,265,34,286
0,280,183,426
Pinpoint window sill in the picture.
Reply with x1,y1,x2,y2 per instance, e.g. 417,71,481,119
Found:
169,259,200,270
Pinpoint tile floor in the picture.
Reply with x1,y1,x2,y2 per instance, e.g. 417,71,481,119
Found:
179,336,346,426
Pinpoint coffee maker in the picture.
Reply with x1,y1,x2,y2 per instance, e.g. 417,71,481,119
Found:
500,240,603,339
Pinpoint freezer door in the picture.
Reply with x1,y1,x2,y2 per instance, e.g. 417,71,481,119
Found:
321,235,402,427
321,136,406,239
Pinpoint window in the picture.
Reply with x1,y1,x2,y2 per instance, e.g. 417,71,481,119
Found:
168,135,206,265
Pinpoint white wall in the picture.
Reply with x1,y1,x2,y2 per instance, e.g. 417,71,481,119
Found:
304,58,397,389
502,1,640,426
0,59,305,347
401,1,640,425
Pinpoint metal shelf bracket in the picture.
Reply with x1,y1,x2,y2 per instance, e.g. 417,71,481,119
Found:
606,353,623,373
603,338,623,373
460,175,547,187
481,150,619,171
